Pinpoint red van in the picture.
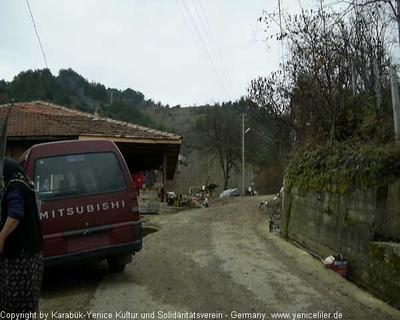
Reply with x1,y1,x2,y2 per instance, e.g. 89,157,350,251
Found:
18,140,142,272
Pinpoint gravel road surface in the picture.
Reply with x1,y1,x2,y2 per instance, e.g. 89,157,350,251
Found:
39,196,400,320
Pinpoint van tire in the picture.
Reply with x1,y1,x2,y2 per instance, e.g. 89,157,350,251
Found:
107,257,126,273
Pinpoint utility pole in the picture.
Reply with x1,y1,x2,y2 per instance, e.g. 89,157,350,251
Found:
351,62,357,96
373,57,383,112
390,66,400,142
242,114,245,196
241,114,250,195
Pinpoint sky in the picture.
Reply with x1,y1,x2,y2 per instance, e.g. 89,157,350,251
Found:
0,0,316,107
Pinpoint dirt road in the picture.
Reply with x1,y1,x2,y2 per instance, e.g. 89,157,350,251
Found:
39,196,400,320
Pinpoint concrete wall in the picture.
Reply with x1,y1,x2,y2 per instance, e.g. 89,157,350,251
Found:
282,182,400,308
387,180,400,240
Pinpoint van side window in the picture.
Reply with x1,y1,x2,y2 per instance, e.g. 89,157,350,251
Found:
34,152,127,200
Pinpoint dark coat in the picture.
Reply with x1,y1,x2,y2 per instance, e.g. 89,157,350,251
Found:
0,158,43,259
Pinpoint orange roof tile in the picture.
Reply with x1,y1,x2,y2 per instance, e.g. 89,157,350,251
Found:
0,101,181,142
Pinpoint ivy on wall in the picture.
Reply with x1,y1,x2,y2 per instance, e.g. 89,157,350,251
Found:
285,142,400,193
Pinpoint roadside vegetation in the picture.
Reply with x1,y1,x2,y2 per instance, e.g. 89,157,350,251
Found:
249,0,400,189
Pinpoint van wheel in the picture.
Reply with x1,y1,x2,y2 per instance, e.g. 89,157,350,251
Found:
107,257,126,273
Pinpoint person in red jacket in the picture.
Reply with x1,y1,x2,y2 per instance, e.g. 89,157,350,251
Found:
134,172,144,196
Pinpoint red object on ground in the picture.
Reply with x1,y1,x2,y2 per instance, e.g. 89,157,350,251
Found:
332,260,348,277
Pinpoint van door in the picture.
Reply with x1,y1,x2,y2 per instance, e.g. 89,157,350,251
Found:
33,151,137,255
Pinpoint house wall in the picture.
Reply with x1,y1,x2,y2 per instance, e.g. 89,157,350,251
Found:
6,139,74,160
282,182,400,308
6,141,36,159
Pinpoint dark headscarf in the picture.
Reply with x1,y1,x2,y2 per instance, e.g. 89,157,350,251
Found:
3,157,26,183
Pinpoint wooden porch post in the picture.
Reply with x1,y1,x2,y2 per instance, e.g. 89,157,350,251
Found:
162,151,167,202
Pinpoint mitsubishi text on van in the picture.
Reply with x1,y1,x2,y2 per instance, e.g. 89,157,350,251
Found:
19,140,142,272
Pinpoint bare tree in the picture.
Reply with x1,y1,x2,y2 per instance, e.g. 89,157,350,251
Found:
335,0,400,52
247,73,293,156
196,106,241,190
248,1,392,146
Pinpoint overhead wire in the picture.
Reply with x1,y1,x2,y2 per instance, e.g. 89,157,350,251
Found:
25,0,48,69
174,0,217,102
175,0,232,100
180,0,231,100
192,0,234,92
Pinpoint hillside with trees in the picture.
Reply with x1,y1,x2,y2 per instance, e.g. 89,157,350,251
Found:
0,68,157,128
0,68,281,195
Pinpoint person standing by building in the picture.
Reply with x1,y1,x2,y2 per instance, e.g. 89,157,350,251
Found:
0,157,44,313
134,171,144,196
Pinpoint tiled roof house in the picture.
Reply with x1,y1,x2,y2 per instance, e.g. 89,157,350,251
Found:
0,101,182,180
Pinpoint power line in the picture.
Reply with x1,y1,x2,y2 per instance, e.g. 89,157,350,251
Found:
174,0,217,101
25,0,48,69
175,0,231,100
192,0,234,91
180,0,231,99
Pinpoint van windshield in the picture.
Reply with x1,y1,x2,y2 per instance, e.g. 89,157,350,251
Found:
34,152,127,200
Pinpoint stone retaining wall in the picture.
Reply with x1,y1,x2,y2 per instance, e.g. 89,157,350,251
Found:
282,181,400,307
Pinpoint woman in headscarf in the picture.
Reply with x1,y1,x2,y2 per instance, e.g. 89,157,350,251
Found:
0,157,43,313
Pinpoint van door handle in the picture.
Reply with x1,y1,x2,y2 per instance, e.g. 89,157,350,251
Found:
63,225,112,238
